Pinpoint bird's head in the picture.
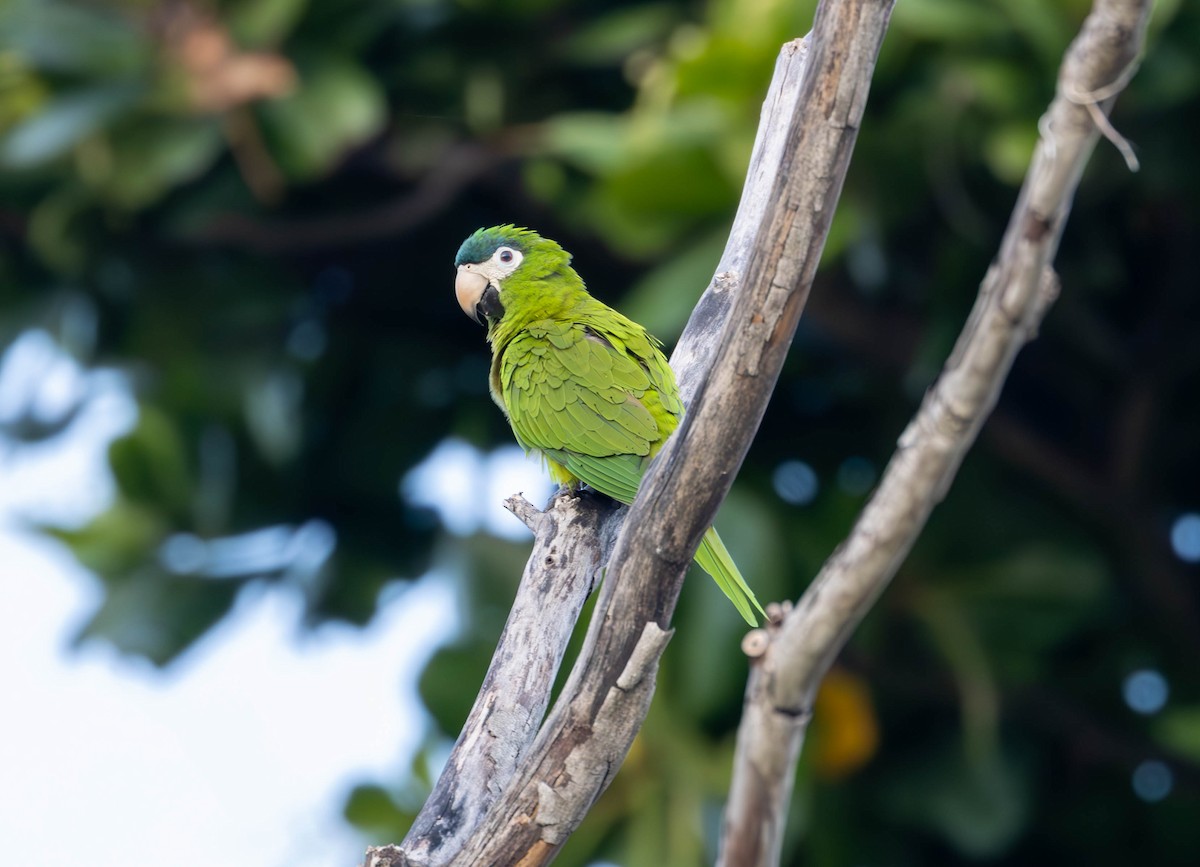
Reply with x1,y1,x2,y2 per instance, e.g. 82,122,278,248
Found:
453,225,570,326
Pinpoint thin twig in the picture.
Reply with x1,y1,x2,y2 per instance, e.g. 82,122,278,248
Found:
186,142,504,253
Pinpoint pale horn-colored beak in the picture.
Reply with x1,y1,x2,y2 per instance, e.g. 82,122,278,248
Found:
455,266,489,323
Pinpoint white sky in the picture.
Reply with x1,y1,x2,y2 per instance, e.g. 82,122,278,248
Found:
0,331,551,867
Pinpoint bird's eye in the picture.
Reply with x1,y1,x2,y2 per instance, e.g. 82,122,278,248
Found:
499,249,514,263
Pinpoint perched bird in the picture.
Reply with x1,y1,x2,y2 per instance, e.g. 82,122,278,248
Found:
454,225,765,625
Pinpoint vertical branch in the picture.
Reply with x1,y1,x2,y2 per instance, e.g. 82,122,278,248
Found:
718,2,1153,864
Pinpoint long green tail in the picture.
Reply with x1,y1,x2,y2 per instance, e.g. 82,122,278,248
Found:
694,527,766,626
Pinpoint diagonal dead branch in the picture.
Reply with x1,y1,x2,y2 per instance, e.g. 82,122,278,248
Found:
718,2,1154,865
394,489,617,865
373,0,898,864
502,493,546,532
451,1,895,864
367,32,820,867
186,142,504,253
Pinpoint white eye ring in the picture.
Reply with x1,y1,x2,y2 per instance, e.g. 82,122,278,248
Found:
495,246,521,268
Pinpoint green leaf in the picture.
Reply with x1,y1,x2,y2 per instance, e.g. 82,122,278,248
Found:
418,641,488,736
985,122,1039,185
95,118,224,209
342,784,415,839
43,498,168,577
1002,0,1076,66
879,744,1031,858
557,4,678,65
1153,706,1200,764
27,183,94,273
594,146,735,255
108,405,194,520
73,568,239,665
228,0,309,47
0,53,50,130
953,59,1040,114
891,0,1010,41
0,0,148,77
620,227,725,340
543,113,630,174
0,82,141,168
944,543,1110,653
243,369,304,466
258,59,386,179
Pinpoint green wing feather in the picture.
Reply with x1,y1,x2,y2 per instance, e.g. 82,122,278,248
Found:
499,310,764,625
502,318,661,475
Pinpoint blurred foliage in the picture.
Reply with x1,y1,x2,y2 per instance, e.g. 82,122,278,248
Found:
2,0,1199,864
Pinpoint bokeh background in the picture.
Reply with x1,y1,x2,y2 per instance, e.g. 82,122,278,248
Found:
2,0,1198,865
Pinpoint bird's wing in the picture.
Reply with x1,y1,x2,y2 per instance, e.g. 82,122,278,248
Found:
500,319,671,505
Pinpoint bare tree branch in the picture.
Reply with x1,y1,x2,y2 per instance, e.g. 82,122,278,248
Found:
368,35,812,867
367,0,896,863
718,2,1153,864
185,142,504,253
455,1,894,863
397,490,616,863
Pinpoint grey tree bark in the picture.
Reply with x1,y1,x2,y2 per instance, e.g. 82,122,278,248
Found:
718,1,1152,864
367,0,894,863
366,0,1151,865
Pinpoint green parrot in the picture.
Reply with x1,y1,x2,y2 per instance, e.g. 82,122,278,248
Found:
454,225,765,625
